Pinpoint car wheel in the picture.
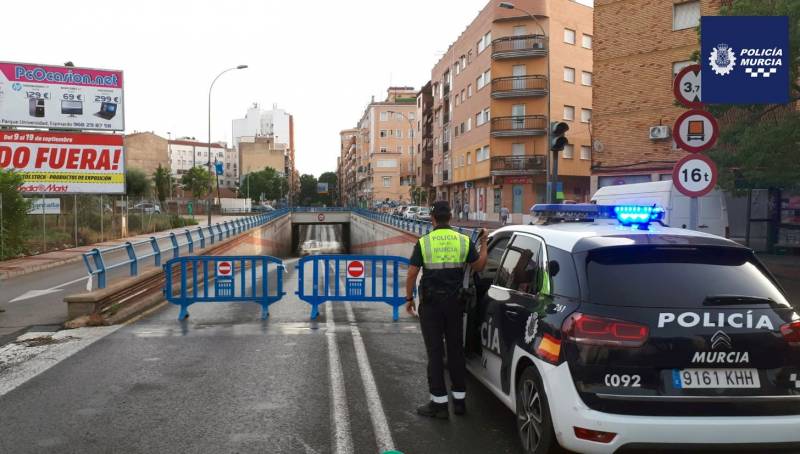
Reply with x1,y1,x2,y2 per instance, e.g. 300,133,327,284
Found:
516,366,555,454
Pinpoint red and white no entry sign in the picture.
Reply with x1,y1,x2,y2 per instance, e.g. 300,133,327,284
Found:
216,260,232,276
674,109,719,153
673,64,702,108
672,154,718,198
317,213,325,222
347,260,365,278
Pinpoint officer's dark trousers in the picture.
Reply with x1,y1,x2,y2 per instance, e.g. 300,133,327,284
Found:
419,291,466,401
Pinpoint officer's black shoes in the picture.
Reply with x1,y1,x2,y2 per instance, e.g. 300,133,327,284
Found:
453,398,466,415
416,401,449,419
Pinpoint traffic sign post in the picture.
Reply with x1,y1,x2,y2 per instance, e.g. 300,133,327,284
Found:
672,154,718,229
673,64,702,108
673,110,719,153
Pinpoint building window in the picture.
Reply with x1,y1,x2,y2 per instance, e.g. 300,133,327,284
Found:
580,145,591,160
564,28,576,44
673,1,700,31
467,152,472,165
394,113,403,121
563,105,575,121
380,147,387,153
461,89,465,103
672,60,693,76
476,112,483,126
477,69,491,90
377,159,397,168
455,62,460,75
380,129,388,138
460,122,465,134
396,129,402,138
477,31,491,53
383,176,391,187
582,34,593,49
460,55,466,70
581,71,593,86
581,108,592,123
467,84,473,97
564,67,575,83
397,145,403,153
467,117,472,131
477,145,490,161
408,112,416,120
380,111,388,121
563,144,574,159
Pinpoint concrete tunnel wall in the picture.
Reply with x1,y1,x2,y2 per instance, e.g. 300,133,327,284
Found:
349,213,418,258
222,214,294,257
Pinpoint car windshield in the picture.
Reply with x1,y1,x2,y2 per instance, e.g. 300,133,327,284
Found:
585,246,790,308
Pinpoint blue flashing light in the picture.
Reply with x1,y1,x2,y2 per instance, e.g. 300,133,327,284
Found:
531,204,665,228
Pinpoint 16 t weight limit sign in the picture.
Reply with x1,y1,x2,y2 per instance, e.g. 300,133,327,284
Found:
672,154,718,197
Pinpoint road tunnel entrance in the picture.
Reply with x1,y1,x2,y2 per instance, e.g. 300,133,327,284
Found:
292,223,350,256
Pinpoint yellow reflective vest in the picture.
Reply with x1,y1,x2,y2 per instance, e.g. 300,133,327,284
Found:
418,228,471,269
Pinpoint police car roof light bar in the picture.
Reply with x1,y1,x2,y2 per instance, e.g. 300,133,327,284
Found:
531,204,665,228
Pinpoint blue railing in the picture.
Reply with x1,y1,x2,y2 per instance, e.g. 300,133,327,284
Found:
82,209,289,290
352,209,482,243
296,254,410,321
164,255,285,320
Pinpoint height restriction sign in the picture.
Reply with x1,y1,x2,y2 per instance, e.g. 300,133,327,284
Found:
673,109,718,153
673,64,702,108
672,154,718,198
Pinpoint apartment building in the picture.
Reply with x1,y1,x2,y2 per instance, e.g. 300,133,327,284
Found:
338,128,358,207
124,132,169,176
430,0,593,222
239,136,291,189
415,82,435,204
592,0,721,192
341,87,417,208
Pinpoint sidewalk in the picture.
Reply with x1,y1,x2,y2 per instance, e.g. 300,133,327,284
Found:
0,215,247,280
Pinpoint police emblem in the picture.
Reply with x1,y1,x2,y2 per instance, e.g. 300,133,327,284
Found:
524,312,539,344
709,43,736,76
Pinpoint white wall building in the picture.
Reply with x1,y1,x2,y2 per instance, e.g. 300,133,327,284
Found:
168,138,239,188
232,103,292,150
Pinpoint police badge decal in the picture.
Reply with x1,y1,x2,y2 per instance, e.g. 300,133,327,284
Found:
524,313,539,345
709,43,736,76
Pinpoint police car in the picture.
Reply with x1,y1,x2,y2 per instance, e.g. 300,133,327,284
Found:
464,204,800,454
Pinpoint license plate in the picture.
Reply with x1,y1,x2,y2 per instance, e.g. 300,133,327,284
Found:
672,368,760,389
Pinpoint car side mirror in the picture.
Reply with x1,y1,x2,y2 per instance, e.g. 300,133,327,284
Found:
547,260,560,277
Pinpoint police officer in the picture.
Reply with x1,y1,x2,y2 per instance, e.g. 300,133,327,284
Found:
405,201,488,419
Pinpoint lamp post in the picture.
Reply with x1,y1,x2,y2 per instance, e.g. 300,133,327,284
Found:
207,65,248,226
498,2,554,203
387,110,416,204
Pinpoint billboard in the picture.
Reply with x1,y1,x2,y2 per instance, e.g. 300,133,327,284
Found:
317,182,329,194
0,62,124,131
0,131,125,194
28,198,61,214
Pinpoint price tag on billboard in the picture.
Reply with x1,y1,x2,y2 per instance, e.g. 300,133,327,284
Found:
673,109,718,153
673,64,702,108
672,154,718,197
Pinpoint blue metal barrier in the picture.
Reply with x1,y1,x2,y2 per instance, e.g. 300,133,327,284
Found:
296,254,410,321
351,209,481,243
82,209,289,290
163,255,285,321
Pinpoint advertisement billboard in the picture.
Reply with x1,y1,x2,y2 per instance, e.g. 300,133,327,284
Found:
0,131,125,194
28,198,61,214
0,62,124,131
317,182,329,194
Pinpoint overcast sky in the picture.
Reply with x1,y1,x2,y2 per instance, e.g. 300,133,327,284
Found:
5,0,592,177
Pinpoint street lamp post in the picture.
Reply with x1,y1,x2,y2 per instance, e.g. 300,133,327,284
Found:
498,2,554,203
387,110,416,204
207,65,248,226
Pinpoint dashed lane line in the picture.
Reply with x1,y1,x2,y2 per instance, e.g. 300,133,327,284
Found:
326,298,354,454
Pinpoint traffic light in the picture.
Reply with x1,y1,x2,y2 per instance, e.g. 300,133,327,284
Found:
550,121,569,152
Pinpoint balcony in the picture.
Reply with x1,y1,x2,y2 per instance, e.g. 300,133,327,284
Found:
490,115,547,137
490,156,546,176
491,34,548,60
491,75,547,99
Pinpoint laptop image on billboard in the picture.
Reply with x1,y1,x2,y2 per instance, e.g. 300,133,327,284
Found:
95,102,117,120
61,100,83,116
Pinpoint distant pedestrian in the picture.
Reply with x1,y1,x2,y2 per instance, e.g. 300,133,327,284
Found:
500,206,509,225
462,202,469,221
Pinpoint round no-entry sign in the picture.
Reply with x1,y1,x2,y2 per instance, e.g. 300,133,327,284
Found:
673,64,702,108
317,213,325,222
674,109,719,153
672,154,718,197
217,260,232,277
347,260,364,278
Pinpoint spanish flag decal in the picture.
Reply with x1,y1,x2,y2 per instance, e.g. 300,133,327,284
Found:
536,333,561,363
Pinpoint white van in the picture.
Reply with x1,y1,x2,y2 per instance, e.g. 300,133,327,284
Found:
591,180,729,237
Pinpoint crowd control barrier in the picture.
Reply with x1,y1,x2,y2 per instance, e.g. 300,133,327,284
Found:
163,255,285,320
296,254,410,321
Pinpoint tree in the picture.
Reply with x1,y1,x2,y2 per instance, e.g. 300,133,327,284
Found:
181,166,212,199
702,1,800,191
241,167,289,204
299,174,319,206
318,172,338,206
126,168,151,198
0,169,31,259
153,164,172,206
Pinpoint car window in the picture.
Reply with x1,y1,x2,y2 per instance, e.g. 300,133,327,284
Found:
495,234,542,294
546,246,580,299
479,236,510,282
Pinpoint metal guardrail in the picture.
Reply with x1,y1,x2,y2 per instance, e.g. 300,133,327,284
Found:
82,209,290,289
352,209,481,243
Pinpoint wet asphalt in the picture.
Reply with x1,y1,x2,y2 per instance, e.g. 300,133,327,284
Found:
0,225,524,454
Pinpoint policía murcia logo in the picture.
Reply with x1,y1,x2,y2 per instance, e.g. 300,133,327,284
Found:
740,47,783,78
709,43,736,76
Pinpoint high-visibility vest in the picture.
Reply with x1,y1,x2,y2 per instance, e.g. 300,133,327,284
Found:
419,228,470,269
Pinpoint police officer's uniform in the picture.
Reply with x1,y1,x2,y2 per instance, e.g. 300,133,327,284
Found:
409,201,479,418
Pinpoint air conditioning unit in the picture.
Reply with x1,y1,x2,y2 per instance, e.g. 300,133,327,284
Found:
649,125,670,140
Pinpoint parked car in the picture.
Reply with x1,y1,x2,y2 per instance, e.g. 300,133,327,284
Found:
393,206,409,218
132,202,161,214
253,204,275,213
404,206,420,219
415,207,431,222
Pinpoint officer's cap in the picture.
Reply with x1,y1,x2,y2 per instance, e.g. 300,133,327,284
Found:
431,200,451,216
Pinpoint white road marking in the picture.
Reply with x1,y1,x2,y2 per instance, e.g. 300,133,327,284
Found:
345,302,396,452
326,301,354,454
8,288,62,303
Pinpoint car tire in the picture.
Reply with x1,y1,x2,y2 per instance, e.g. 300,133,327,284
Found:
516,365,556,454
